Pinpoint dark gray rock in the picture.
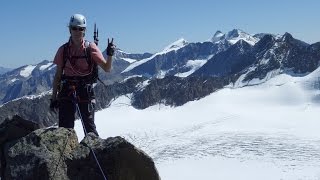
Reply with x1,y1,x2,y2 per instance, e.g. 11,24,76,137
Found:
0,94,57,127
132,76,229,109
193,40,255,77
67,134,160,180
0,115,40,179
2,124,160,180
242,32,320,82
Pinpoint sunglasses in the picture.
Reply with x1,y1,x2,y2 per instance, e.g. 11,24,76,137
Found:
71,26,86,31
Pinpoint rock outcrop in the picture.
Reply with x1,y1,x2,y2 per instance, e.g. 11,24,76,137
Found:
0,116,160,180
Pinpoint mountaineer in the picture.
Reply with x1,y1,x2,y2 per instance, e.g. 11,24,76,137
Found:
50,14,115,136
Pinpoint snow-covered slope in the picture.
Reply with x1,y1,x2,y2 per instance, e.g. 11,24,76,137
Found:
0,60,56,104
210,29,260,46
75,68,320,179
122,38,189,73
122,29,264,79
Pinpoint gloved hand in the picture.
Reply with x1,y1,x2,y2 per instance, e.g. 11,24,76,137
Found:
50,99,59,112
106,38,115,56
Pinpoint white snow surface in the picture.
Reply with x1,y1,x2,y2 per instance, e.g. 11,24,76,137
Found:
74,68,320,180
162,38,188,53
226,29,259,46
122,38,188,73
1,90,51,107
20,65,36,77
210,29,260,46
121,58,137,63
175,59,208,77
39,62,53,71
10,78,18,83
48,64,56,71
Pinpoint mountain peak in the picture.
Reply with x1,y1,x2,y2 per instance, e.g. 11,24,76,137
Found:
280,32,309,47
253,33,276,51
214,30,223,36
163,38,188,53
281,32,294,42
209,29,259,46
226,29,243,39
211,30,225,42
225,29,259,46
233,39,252,52
38,60,50,65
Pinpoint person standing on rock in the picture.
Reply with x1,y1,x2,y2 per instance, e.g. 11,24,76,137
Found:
50,14,115,136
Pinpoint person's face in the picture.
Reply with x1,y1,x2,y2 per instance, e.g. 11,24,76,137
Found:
70,26,86,39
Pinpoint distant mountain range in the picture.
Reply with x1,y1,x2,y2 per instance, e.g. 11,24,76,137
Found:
0,66,12,75
1,29,320,126
0,52,152,104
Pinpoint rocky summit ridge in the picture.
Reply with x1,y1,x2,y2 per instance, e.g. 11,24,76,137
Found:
0,115,160,180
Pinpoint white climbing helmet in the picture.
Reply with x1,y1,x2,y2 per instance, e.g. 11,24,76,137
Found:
69,14,87,27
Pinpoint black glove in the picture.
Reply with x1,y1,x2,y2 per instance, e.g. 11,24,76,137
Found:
106,38,115,56
50,99,59,111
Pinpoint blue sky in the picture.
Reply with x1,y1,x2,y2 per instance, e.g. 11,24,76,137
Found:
1,0,320,68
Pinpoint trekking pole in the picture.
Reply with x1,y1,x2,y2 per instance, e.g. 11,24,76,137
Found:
94,23,99,46
71,86,108,180
93,23,109,88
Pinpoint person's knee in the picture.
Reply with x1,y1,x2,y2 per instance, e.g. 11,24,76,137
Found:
59,118,74,128
59,100,75,128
